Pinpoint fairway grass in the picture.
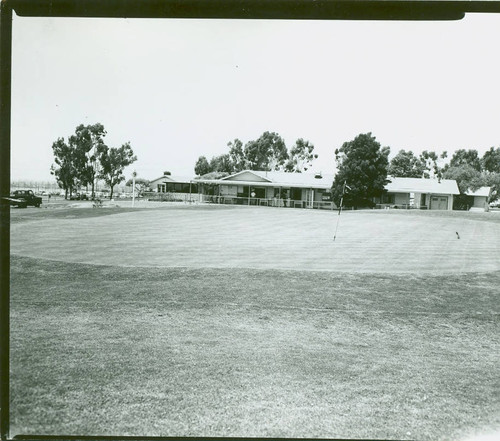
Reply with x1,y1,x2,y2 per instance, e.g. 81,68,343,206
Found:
9,206,500,439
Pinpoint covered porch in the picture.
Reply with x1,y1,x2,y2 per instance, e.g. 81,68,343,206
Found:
195,170,336,210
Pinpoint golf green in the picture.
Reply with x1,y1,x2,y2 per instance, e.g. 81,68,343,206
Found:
10,206,500,273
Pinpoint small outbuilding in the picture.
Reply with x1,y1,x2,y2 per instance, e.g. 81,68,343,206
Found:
466,187,492,212
149,172,198,194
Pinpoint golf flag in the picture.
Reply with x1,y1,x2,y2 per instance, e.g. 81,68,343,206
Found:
334,181,349,240
337,181,349,215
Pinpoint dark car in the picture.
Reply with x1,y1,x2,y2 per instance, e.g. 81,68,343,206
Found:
6,196,28,208
10,190,42,207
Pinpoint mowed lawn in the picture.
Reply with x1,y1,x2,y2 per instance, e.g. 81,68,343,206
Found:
9,205,500,440
10,205,500,273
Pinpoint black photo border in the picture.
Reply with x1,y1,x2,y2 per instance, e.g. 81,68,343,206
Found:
2,1,500,440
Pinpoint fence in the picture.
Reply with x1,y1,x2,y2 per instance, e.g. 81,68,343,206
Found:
374,203,427,210
200,194,335,210
144,192,199,203
143,191,335,209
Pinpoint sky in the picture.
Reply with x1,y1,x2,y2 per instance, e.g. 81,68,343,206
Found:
10,12,500,182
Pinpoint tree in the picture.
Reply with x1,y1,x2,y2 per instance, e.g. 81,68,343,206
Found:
194,132,320,174
419,150,448,179
443,164,482,210
197,171,229,180
126,177,151,196
388,149,425,178
443,164,482,194
194,156,211,176
228,139,247,172
285,139,318,172
444,162,500,208
244,131,289,171
98,142,137,199
449,149,482,172
332,133,390,208
50,137,79,199
480,147,500,203
482,171,500,203
68,123,107,198
482,147,500,173
210,154,234,174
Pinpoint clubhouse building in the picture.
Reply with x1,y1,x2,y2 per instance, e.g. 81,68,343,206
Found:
149,171,467,211
195,170,336,209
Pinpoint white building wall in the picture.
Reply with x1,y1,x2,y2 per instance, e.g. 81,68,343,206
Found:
413,192,422,208
314,189,326,202
472,196,487,209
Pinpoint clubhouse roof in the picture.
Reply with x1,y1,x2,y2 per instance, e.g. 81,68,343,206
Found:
195,170,335,189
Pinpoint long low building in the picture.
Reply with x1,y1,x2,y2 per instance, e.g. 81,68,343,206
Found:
149,170,462,211
375,177,460,210
195,170,336,209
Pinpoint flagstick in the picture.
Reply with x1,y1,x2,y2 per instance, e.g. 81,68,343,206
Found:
333,181,346,241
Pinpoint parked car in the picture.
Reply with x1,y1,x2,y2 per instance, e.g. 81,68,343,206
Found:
6,196,27,208
69,193,88,201
8,190,42,207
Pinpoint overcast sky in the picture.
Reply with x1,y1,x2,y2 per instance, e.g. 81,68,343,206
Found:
10,13,500,182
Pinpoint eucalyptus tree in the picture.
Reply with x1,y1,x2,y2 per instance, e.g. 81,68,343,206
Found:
332,132,390,208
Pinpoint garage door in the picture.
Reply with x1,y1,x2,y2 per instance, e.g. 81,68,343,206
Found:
430,196,448,210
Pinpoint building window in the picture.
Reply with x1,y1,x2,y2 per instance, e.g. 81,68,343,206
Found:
252,187,265,198
381,193,395,204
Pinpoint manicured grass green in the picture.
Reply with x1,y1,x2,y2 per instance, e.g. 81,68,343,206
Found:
8,205,500,439
10,206,500,273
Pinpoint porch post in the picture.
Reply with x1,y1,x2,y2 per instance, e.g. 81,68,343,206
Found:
248,185,250,205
